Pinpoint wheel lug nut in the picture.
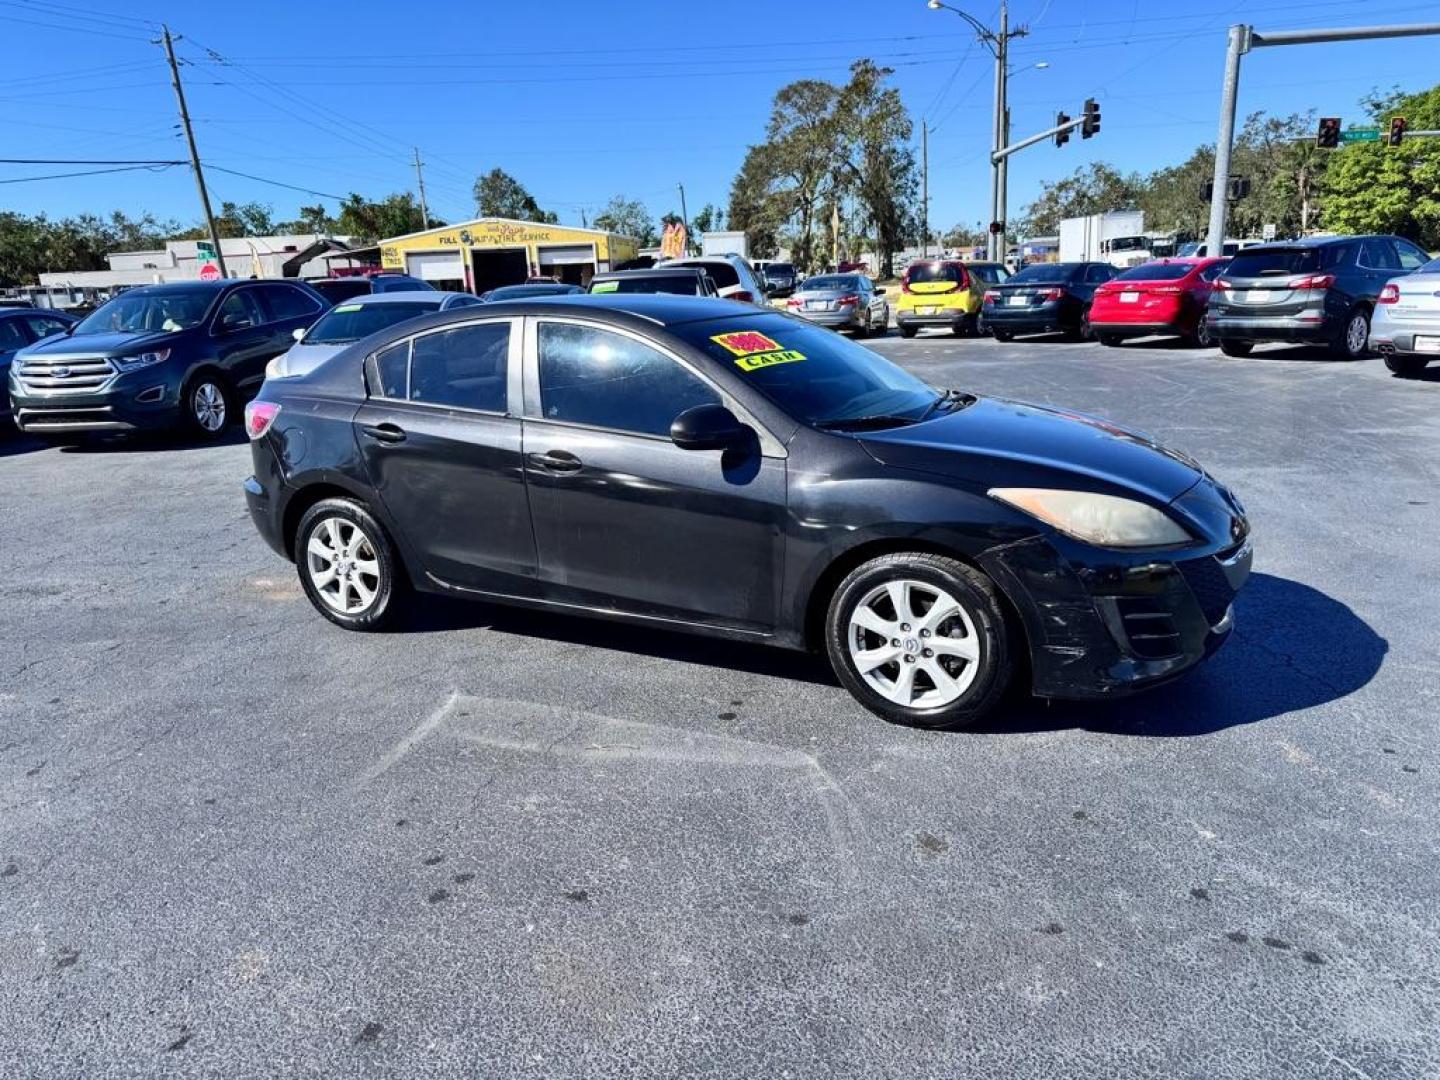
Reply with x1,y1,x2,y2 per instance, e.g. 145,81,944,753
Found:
919,629,930,638
891,638,900,647
923,649,934,658
904,654,915,663
900,623,911,632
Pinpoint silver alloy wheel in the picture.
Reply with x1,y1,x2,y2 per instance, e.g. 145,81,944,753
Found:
1345,312,1368,355
306,516,382,615
847,578,981,708
192,382,226,432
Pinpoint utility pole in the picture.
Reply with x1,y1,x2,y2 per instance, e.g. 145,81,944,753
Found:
677,182,691,253
412,148,429,231
1206,20,1440,254
160,24,226,278
921,122,929,258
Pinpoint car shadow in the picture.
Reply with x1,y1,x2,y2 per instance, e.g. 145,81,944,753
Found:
394,572,1384,729
57,428,249,453
0,428,50,458
400,594,840,686
973,572,1386,737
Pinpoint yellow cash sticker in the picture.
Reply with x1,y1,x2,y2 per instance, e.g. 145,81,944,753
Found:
734,349,806,372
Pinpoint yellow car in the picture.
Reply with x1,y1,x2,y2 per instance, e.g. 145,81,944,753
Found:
894,259,1011,338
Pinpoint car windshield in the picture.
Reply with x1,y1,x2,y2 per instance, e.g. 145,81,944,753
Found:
591,276,700,295
1114,262,1195,281
766,263,795,276
488,284,574,300
1225,248,1323,277
1008,264,1077,284
309,279,372,303
304,301,442,344
673,314,947,428
804,275,861,292
73,291,212,335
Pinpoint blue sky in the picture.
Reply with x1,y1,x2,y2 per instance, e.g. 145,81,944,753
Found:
3,0,1437,237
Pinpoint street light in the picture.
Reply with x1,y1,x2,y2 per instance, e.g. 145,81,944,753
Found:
926,0,1028,261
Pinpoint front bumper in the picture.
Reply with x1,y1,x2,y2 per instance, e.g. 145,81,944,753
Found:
10,381,183,433
979,529,1252,700
1206,312,1334,344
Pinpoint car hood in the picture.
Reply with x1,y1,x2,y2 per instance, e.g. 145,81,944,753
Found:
858,396,1203,505
274,341,348,378
19,329,174,358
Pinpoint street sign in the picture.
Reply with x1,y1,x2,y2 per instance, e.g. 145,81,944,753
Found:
1262,223,1277,240
198,262,221,281
1340,129,1381,143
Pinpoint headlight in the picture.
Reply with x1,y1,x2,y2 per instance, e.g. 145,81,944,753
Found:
989,487,1193,548
113,348,170,373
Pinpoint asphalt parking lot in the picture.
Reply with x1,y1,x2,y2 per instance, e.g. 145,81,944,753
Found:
3,333,1438,1079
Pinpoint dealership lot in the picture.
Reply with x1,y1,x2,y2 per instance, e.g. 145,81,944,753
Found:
3,336,1438,1078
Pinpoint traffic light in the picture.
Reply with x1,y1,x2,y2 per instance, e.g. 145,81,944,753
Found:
1389,116,1407,146
1055,111,1071,147
1316,117,1341,148
1228,176,1251,200
1081,98,1100,139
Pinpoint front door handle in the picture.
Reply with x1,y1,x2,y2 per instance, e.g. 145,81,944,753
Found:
527,449,582,473
360,422,406,444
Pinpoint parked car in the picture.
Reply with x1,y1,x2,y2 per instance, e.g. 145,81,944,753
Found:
1,307,77,427
837,260,868,274
661,255,769,304
761,262,799,298
895,259,1010,338
785,273,888,337
1176,239,1262,258
1206,235,1431,359
243,293,1250,729
1090,258,1229,348
265,291,483,380
981,262,1116,341
9,279,326,441
307,274,435,305
1370,253,1440,377
481,283,584,302
589,268,719,297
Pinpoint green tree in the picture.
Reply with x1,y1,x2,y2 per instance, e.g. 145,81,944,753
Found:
334,192,439,242
593,196,656,245
691,203,724,233
1020,163,1143,235
1321,85,1440,249
473,168,557,223
833,60,918,278
728,143,784,259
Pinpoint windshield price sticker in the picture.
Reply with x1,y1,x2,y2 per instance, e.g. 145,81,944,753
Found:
711,330,806,372
334,304,362,313
591,281,619,293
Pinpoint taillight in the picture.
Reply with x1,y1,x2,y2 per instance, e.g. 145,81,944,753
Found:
786,297,801,308
983,290,999,305
1288,274,1335,291
244,400,280,440
1216,280,1232,289
1151,286,1183,294
1039,287,1065,301
837,294,861,307
1378,283,1401,304
900,271,913,294
731,290,755,303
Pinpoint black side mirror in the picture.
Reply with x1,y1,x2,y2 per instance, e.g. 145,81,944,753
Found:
219,314,249,333
670,403,748,451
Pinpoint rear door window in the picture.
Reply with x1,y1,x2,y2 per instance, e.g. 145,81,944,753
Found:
215,289,265,331
408,322,510,412
22,314,72,340
1358,239,1400,271
536,322,719,437
262,285,323,322
1085,264,1114,283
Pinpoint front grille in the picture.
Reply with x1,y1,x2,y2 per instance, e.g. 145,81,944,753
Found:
1113,596,1182,659
1178,555,1237,627
17,355,115,392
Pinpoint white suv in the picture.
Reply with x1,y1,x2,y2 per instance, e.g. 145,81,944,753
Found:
661,255,769,305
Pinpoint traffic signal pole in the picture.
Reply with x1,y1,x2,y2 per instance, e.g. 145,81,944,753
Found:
1206,20,1440,255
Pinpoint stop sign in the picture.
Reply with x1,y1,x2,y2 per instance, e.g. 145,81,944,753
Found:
198,262,220,281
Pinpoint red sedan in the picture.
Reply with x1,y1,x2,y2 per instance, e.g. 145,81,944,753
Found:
1090,258,1229,347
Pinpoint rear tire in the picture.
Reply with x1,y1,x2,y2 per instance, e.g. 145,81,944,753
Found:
991,329,1014,343
1098,332,1123,347
1331,307,1370,360
1191,318,1215,348
1385,354,1430,378
900,325,918,339
295,498,408,631
1219,340,1253,358
825,552,1014,729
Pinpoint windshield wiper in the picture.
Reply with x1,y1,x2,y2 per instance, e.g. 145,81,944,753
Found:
918,388,974,422
814,414,920,432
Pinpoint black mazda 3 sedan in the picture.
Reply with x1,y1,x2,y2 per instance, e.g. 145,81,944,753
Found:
242,295,1251,727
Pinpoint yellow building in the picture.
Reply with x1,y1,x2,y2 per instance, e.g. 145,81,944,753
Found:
378,218,639,294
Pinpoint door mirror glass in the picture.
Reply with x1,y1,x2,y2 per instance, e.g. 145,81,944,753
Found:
670,403,748,451
292,326,306,342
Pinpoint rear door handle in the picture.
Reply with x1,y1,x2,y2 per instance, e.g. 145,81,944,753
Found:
360,422,406,444
527,449,582,473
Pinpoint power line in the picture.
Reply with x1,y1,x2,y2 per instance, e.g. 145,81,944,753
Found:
0,163,177,184
0,156,184,164
205,165,347,201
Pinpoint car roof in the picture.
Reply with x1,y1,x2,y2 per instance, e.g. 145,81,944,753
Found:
1241,235,1385,251
327,291,461,306
592,268,706,279
117,280,238,296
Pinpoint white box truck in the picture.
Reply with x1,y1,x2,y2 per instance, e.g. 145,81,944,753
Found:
700,231,749,259
1058,211,1149,267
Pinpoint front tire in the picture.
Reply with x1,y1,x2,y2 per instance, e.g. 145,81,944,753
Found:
183,374,232,439
1098,332,1123,347
825,553,1014,729
900,325,918,339
1385,354,1430,378
295,498,407,631
1219,339,1253,358
991,329,1014,343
